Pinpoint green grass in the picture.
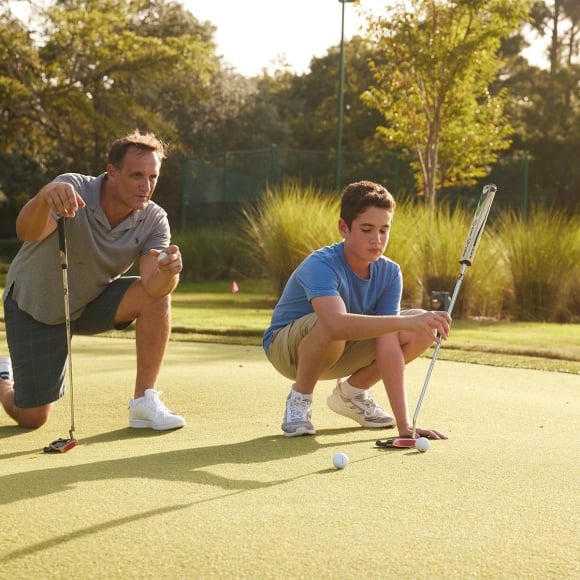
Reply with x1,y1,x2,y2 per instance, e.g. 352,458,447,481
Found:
1,278,578,373
108,280,580,374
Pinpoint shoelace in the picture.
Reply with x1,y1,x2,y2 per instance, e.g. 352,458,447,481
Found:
353,389,385,418
289,397,311,421
149,391,172,416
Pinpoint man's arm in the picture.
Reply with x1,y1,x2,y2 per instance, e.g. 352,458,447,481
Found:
16,182,85,242
139,246,182,298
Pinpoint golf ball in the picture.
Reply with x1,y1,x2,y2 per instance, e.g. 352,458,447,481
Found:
157,252,169,263
333,452,349,469
415,437,430,453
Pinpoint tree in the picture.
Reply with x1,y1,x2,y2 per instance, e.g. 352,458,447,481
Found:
501,0,579,207
361,0,532,206
34,0,220,176
0,4,49,232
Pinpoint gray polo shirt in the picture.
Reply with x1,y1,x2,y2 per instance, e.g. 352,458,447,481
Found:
3,172,171,325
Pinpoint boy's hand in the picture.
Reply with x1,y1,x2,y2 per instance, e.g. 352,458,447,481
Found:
399,426,448,440
409,311,452,341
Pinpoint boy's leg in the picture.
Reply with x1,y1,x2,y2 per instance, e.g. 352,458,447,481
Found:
268,313,344,436
294,322,345,394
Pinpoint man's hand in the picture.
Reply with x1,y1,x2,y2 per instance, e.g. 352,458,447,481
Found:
41,182,86,218
152,246,183,276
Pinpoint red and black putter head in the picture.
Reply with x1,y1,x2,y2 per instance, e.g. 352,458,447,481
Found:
376,437,417,449
43,430,78,454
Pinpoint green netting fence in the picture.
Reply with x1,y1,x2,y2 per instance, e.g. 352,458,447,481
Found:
180,147,538,228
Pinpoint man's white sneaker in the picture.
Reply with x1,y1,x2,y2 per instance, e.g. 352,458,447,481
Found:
327,381,395,428
129,389,185,430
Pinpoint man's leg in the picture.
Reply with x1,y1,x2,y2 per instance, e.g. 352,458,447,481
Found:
0,363,53,428
114,279,171,399
112,280,185,430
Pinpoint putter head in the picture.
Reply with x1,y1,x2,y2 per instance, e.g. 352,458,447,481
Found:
376,437,417,449
43,437,78,454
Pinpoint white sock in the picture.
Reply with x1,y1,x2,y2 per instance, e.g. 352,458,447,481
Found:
290,385,312,400
0,357,12,379
339,379,366,398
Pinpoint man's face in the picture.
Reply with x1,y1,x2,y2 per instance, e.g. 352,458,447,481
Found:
339,205,393,271
107,147,162,211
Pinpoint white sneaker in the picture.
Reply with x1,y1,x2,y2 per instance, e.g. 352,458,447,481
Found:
0,357,12,382
129,389,185,430
281,388,316,437
327,381,395,428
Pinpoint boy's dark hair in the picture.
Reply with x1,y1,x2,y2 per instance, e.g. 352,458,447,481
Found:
340,180,396,228
108,130,167,168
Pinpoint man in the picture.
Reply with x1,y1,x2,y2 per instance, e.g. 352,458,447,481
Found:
263,180,451,439
1,130,185,431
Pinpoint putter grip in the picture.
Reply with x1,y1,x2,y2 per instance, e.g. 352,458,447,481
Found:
57,218,67,266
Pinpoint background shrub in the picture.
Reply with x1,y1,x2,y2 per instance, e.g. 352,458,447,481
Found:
498,207,580,322
173,226,257,282
240,182,340,295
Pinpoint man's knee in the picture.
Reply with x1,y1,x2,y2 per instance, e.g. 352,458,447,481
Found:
15,405,52,429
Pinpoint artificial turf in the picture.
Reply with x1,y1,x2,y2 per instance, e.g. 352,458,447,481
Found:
1,336,578,578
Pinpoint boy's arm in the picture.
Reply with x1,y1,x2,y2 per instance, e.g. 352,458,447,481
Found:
311,295,450,341
375,333,410,432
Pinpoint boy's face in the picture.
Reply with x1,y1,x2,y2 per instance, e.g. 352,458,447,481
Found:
339,206,393,274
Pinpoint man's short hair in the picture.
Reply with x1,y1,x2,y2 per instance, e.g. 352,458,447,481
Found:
107,130,167,168
340,180,396,228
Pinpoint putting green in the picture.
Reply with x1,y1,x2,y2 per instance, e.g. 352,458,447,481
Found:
1,336,578,578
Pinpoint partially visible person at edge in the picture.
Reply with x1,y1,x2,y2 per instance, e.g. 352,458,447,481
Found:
263,180,452,439
0,130,185,431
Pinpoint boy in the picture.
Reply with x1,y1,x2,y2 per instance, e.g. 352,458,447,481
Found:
263,180,451,438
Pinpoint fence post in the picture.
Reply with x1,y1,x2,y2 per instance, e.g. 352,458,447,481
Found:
180,155,189,232
223,152,230,203
523,150,529,218
269,144,278,186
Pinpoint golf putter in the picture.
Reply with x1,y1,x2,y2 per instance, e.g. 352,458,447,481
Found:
376,183,497,450
44,218,78,454
376,437,417,449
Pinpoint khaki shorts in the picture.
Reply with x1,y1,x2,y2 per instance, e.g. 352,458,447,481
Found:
266,313,376,381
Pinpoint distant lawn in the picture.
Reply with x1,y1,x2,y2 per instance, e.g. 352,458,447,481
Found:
1,278,578,374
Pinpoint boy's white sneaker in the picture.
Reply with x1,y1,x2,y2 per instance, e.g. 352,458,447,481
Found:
327,381,395,428
129,389,185,430
281,389,316,437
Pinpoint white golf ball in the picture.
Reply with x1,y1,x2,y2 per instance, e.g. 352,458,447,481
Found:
333,452,349,469
415,437,430,453
157,252,169,263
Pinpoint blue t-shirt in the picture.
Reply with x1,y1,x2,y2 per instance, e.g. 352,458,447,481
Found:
263,242,402,353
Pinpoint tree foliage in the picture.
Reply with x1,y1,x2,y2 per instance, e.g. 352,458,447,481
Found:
361,0,532,205
0,0,578,237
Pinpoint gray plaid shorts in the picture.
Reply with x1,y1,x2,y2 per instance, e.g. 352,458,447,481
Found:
3,277,137,408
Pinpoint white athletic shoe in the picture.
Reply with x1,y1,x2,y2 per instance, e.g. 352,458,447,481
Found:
129,389,185,430
327,381,395,428
281,388,316,437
